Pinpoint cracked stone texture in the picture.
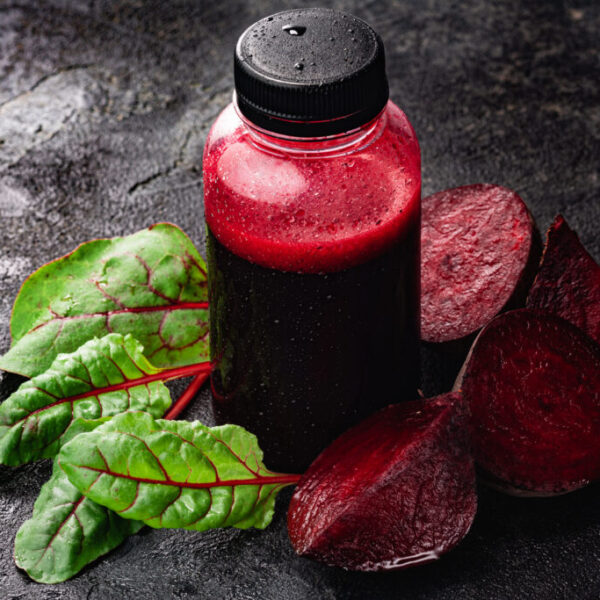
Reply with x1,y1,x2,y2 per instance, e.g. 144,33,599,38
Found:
0,0,599,598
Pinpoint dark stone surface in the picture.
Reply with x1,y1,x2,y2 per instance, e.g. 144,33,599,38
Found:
0,1,598,598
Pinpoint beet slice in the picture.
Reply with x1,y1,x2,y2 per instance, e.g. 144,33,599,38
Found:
287,393,476,571
527,215,600,345
455,309,600,496
421,184,540,347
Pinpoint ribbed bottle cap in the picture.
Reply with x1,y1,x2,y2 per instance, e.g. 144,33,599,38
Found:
234,8,389,137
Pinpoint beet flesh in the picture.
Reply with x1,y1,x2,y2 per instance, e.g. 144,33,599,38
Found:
455,309,600,496
421,184,540,346
287,394,476,571
527,215,600,345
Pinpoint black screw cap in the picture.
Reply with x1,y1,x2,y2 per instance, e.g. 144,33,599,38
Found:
234,8,389,137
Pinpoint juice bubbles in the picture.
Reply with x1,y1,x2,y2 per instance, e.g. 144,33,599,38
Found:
203,9,421,471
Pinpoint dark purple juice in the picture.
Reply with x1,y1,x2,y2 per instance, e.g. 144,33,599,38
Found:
207,222,420,472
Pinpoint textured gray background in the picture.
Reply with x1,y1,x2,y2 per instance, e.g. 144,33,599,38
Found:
1,1,599,598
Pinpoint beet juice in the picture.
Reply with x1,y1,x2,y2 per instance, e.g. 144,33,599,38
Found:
203,8,421,472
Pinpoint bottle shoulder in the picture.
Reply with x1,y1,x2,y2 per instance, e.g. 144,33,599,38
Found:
203,101,419,166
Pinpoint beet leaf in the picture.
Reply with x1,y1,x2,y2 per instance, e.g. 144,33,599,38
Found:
0,223,209,378
0,334,209,466
59,412,300,531
14,430,143,584
14,374,211,584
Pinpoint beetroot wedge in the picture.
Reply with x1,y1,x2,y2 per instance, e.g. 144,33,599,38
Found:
527,215,600,345
455,309,600,496
287,393,476,571
421,184,540,347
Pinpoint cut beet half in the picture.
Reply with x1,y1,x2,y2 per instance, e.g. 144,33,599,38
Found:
527,215,600,345
455,309,600,496
421,184,541,347
287,393,476,572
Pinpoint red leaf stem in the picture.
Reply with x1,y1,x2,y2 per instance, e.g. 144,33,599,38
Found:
164,371,211,420
68,363,212,402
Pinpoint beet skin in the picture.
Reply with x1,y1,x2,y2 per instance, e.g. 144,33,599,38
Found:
421,184,540,347
287,394,476,571
527,215,600,345
455,309,600,496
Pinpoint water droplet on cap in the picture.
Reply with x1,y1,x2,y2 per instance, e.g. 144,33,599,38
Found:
294,62,304,70
283,24,307,36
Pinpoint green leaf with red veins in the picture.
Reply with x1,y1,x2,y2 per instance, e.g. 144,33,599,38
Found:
0,223,209,378
0,334,210,466
14,437,143,584
59,412,300,532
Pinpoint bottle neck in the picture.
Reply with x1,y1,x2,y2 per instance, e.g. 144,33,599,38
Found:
233,94,387,158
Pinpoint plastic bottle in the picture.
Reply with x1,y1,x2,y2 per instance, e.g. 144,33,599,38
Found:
203,8,421,471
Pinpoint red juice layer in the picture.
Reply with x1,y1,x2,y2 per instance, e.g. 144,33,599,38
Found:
203,101,421,273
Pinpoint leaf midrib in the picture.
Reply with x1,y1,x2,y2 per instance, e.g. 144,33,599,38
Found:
9,363,211,426
33,496,85,569
70,464,300,489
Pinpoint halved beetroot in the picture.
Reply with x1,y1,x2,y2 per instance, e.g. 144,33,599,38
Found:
527,215,600,345
287,393,476,571
455,309,600,496
421,184,540,347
